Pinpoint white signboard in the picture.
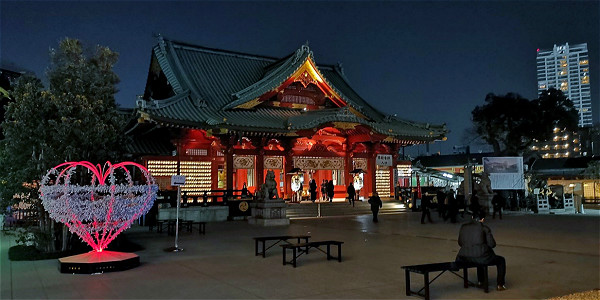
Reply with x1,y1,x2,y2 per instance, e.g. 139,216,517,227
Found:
376,154,393,166
483,157,525,190
171,175,186,186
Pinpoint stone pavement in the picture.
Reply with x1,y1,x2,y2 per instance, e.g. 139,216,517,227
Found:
1,209,598,299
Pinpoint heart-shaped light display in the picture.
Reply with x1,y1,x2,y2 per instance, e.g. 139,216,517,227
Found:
40,161,158,252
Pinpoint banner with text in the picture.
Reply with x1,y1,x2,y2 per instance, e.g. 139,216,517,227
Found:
376,154,393,166
483,157,525,190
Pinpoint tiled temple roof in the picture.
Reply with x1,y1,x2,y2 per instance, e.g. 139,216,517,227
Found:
134,37,447,142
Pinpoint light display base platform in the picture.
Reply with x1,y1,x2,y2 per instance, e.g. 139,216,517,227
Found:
58,250,139,274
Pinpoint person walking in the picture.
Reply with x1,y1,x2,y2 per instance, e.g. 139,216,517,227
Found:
455,209,507,291
421,194,434,224
309,178,317,203
347,182,356,206
327,179,334,202
368,191,383,222
492,192,505,219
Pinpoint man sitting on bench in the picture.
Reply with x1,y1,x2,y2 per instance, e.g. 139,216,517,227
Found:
456,209,507,291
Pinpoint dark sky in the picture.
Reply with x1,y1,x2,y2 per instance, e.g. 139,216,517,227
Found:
1,1,598,156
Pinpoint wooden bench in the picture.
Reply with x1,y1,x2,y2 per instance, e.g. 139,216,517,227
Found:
253,235,310,258
401,261,494,300
281,240,344,268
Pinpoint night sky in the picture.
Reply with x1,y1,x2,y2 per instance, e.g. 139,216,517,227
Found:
1,1,598,156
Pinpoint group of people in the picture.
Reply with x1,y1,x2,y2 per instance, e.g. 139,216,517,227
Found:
420,189,460,224
420,189,507,224
306,178,335,202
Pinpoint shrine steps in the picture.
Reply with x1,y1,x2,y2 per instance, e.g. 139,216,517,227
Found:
286,201,406,219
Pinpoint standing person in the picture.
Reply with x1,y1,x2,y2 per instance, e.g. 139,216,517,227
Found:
447,189,458,223
309,178,317,203
327,179,334,202
442,191,450,221
437,190,447,218
492,192,505,219
421,194,434,224
321,180,327,201
368,191,383,222
241,182,248,197
347,182,356,206
455,209,507,291
469,190,481,215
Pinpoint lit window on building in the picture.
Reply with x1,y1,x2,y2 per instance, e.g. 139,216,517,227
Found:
579,60,588,65
581,76,589,84
539,84,546,89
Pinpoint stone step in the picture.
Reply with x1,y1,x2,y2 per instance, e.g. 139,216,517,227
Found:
285,201,406,219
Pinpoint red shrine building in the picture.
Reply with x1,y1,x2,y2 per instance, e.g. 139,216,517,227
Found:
126,37,447,201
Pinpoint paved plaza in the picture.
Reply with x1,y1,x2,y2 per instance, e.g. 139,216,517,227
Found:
1,209,599,299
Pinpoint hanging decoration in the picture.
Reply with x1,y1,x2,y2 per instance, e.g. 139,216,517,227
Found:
39,161,158,253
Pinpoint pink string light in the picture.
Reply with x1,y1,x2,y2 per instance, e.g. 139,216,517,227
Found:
40,161,158,252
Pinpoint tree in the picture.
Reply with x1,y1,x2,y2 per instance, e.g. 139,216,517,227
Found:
471,89,578,155
0,38,126,252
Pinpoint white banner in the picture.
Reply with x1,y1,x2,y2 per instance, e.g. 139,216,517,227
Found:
483,157,525,190
376,154,393,166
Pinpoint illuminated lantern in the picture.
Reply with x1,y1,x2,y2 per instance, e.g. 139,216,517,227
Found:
291,175,302,192
39,161,157,273
353,174,364,191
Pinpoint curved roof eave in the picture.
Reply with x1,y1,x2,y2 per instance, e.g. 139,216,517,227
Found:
136,89,222,127
223,45,312,110
286,108,447,141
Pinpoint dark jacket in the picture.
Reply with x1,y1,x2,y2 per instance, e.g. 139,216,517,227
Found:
309,179,317,192
457,220,496,264
492,194,505,209
368,195,382,211
347,184,356,198
327,180,334,197
421,195,431,210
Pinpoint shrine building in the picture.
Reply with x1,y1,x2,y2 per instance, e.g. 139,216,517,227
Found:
126,37,447,201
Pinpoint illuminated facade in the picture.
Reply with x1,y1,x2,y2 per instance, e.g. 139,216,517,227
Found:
536,43,592,127
127,37,447,200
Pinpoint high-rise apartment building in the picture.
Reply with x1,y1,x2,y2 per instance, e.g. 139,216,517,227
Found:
536,43,592,127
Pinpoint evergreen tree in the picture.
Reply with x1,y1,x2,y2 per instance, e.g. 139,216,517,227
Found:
0,38,126,252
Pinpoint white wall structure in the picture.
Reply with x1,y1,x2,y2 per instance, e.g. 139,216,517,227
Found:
536,43,592,127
